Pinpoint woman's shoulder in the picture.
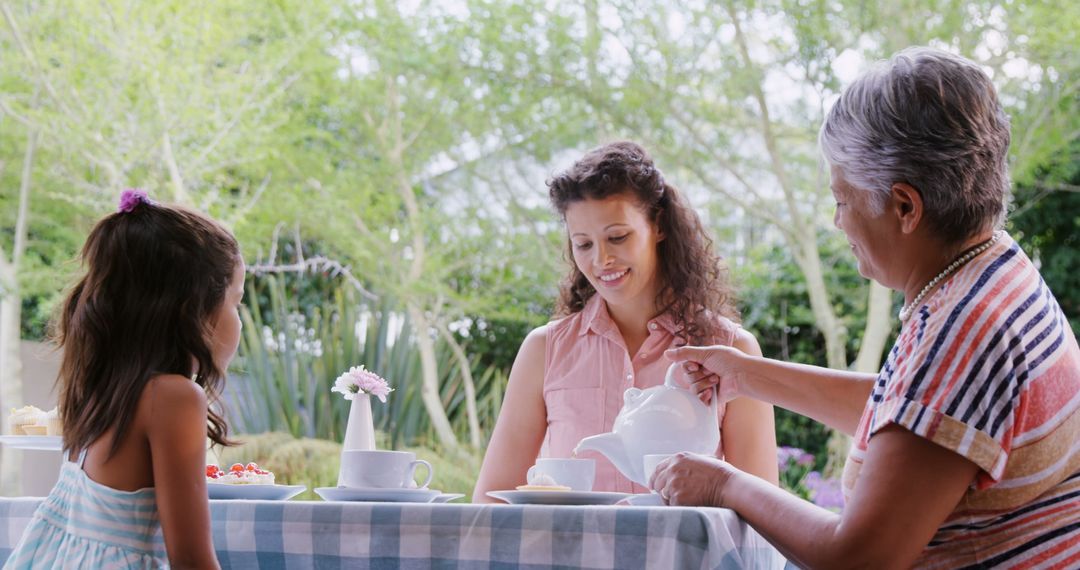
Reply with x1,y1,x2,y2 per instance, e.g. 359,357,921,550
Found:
704,313,744,346
729,326,762,356
521,322,551,348
543,312,595,346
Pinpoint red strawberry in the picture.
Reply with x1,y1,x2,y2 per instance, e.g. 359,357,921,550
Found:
245,462,258,471
229,463,244,473
206,465,220,477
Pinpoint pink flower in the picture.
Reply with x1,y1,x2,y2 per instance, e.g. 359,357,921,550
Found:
332,365,393,403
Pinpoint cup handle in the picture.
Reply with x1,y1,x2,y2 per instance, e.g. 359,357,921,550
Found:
526,465,537,484
409,459,434,489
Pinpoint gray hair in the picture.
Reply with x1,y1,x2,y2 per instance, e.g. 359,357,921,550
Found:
819,46,1011,245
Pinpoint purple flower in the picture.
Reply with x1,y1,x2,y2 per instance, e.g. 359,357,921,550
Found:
777,446,810,469
332,365,393,403
804,470,844,511
117,188,151,213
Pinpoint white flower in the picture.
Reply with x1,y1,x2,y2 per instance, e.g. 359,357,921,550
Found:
331,365,393,403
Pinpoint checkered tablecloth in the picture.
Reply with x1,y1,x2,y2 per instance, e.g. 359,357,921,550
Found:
0,497,787,569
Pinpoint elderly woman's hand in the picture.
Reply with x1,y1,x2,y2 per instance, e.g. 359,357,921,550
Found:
649,452,737,507
665,345,749,405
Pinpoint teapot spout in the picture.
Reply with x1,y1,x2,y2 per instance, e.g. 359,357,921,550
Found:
574,433,645,485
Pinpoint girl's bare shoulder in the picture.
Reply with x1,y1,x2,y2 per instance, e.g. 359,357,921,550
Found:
140,374,208,427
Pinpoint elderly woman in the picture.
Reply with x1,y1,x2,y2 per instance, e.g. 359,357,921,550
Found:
652,47,1080,569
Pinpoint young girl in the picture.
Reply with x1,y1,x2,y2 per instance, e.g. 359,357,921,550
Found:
4,190,243,569
473,142,778,500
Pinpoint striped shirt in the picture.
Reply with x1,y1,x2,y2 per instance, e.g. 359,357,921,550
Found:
843,232,1080,569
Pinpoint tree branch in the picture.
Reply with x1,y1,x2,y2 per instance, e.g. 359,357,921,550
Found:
248,227,379,301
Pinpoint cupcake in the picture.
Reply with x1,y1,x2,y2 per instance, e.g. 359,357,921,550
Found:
8,405,45,435
44,407,62,436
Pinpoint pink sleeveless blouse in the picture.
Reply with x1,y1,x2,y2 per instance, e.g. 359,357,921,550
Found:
542,294,737,493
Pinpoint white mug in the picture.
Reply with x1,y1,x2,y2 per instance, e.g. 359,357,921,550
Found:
338,450,433,489
643,453,674,488
527,458,595,491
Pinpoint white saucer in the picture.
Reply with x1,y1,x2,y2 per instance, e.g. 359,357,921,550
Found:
487,490,631,506
623,493,665,507
432,492,466,503
207,483,306,501
0,435,62,451
315,486,441,503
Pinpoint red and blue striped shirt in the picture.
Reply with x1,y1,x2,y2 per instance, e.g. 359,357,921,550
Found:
844,232,1080,569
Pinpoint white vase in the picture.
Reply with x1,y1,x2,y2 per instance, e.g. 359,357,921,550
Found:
342,394,376,451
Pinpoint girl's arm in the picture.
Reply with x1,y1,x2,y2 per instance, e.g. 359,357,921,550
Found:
147,376,221,569
719,330,779,485
668,345,876,437
472,326,549,503
653,425,978,569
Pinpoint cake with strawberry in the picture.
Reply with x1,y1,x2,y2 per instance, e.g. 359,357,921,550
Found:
206,462,275,485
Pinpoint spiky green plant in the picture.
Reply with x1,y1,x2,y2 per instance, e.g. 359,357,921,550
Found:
225,276,506,450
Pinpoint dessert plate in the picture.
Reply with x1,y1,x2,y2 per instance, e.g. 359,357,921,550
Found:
207,483,306,501
315,486,441,503
0,435,62,451
432,492,466,503
487,490,631,506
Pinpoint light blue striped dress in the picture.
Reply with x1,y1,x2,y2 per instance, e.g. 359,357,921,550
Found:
2,448,167,569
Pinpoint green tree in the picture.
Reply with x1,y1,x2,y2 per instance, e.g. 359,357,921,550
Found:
1011,150,1080,335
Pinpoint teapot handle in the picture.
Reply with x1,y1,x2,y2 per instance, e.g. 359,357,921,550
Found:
663,362,680,388
664,363,719,415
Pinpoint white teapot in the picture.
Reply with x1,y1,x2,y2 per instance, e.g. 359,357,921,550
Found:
573,363,719,485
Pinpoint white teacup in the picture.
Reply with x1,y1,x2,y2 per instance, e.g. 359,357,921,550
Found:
338,450,434,489
643,453,674,488
527,458,595,491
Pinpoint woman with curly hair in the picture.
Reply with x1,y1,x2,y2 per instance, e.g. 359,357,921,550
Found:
473,141,778,500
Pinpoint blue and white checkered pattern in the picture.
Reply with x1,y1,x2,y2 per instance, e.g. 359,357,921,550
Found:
1,497,786,569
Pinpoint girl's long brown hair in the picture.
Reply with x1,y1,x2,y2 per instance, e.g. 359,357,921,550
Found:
55,199,238,456
548,141,739,345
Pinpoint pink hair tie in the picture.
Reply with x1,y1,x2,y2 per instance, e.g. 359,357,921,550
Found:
117,189,151,213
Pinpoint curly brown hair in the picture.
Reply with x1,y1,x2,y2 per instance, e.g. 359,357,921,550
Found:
548,141,739,345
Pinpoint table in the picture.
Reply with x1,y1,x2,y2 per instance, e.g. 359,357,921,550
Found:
0,497,788,569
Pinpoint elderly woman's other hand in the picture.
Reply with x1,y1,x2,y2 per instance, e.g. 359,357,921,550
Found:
649,452,736,507
665,345,748,405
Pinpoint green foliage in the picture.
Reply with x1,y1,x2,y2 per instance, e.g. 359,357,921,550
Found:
773,409,832,464
401,443,483,501
4,0,1079,484
218,432,341,501
1010,148,1080,336
229,274,507,449
218,431,481,501
738,231,900,367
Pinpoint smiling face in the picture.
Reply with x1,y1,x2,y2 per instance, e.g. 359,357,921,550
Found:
830,165,898,286
564,195,664,311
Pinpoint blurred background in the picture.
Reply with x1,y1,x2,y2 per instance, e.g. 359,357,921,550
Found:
1,0,1077,503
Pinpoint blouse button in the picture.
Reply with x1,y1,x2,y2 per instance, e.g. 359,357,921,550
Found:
648,322,658,330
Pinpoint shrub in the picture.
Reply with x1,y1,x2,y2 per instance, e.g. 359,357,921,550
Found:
218,431,342,500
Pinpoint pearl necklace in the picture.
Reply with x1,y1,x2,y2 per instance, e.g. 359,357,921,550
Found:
898,231,1002,322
